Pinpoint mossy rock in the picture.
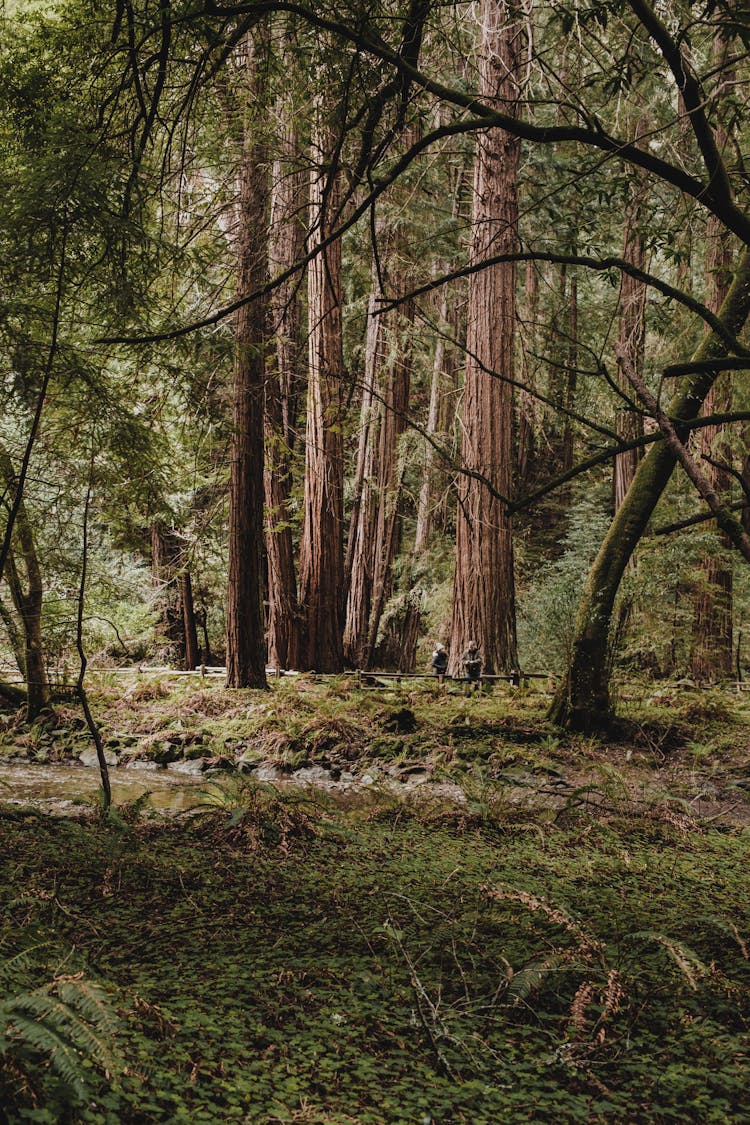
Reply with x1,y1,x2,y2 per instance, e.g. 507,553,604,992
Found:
148,741,182,766
183,741,206,761
366,735,405,760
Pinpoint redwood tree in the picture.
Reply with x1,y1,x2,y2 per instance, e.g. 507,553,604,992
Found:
298,98,346,672
264,74,306,671
449,0,521,677
226,34,269,690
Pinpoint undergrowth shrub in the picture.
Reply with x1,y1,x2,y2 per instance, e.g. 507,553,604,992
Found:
381,878,748,1093
0,941,120,1123
187,777,322,854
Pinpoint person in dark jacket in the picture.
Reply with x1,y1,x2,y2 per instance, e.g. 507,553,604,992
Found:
431,643,448,677
462,640,482,690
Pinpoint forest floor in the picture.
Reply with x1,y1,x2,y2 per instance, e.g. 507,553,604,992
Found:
1,678,749,1123
1,673,750,826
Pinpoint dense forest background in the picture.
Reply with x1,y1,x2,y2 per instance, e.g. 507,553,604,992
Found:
1,0,749,730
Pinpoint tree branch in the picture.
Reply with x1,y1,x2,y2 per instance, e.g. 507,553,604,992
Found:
377,250,750,359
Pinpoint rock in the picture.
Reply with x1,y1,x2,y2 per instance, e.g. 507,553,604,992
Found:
151,741,182,766
253,764,284,782
401,769,429,787
78,748,118,769
169,758,206,776
293,764,332,786
202,756,235,772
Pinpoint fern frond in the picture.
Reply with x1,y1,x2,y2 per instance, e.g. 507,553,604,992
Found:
505,953,584,1004
1,966,121,1099
4,1012,89,1095
625,931,709,989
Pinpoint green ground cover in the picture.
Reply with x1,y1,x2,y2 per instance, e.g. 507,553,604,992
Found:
1,784,749,1124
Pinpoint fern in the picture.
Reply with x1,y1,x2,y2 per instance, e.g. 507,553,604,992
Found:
625,931,710,990
0,946,121,1110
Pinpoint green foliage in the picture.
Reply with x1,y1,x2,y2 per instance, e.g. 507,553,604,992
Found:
0,941,120,1121
187,776,323,852
518,492,611,672
0,787,748,1123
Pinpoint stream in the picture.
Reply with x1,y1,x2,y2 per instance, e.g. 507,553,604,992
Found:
0,758,454,818
0,761,208,815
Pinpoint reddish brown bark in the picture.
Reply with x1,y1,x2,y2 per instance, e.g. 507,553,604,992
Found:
298,109,346,672
264,97,306,671
180,572,200,670
226,34,269,689
449,0,521,676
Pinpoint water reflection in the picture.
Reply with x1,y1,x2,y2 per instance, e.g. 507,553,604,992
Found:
0,762,205,813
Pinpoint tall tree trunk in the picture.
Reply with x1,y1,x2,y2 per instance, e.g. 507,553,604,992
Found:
415,264,462,551
4,546,49,721
264,90,306,671
561,269,578,475
269,109,307,454
344,272,383,667
415,153,465,551
517,261,540,487
226,33,269,690
181,572,200,670
365,248,415,666
690,38,735,681
549,248,750,730
0,446,50,720
298,103,346,672
614,128,649,510
449,0,521,677
150,522,184,662
0,595,26,679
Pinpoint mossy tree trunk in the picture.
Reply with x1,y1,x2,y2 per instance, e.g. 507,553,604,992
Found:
0,445,50,720
550,248,750,730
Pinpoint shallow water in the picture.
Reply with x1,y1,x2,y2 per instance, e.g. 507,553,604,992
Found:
0,761,205,814
0,758,467,819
